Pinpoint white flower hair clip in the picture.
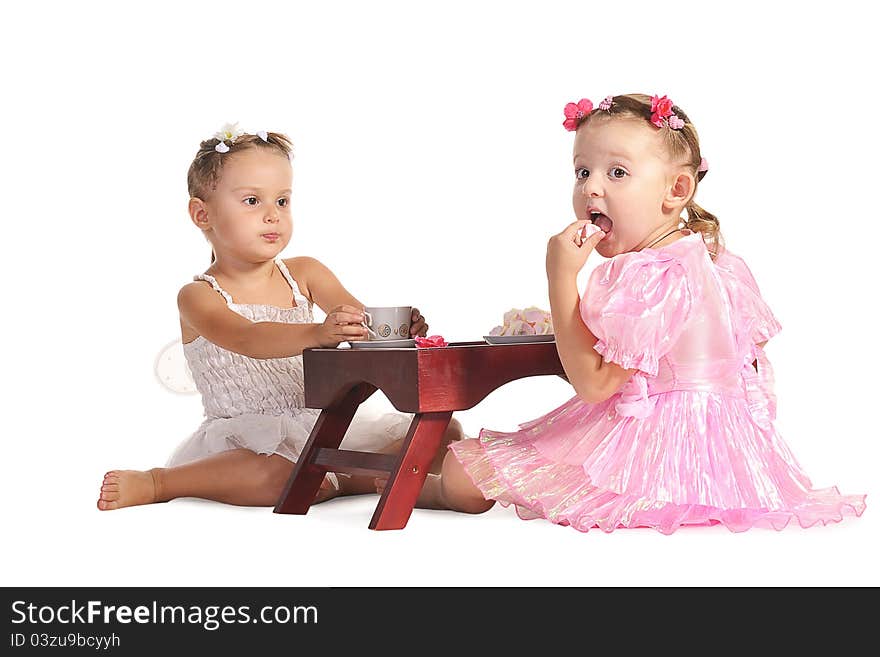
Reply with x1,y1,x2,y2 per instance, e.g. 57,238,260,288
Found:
213,122,246,152
211,123,272,152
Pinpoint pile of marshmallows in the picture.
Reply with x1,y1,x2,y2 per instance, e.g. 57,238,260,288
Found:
488,307,554,336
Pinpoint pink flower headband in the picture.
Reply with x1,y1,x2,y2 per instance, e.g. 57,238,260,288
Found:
648,95,684,129
563,94,686,131
563,94,709,178
562,98,594,131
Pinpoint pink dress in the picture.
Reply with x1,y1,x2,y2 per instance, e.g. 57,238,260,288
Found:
451,232,866,533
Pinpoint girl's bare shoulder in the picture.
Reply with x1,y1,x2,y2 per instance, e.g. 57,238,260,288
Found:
283,255,327,276
177,279,219,308
283,256,336,301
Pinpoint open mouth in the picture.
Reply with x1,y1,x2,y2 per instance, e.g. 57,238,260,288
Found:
589,211,613,234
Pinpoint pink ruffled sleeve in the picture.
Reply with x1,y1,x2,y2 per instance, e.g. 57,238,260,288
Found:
580,252,692,377
714,249,781,344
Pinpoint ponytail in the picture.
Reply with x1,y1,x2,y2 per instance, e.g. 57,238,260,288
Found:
685,201,722,258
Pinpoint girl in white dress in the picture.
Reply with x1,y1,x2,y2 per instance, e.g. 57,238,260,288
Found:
98,125,460,510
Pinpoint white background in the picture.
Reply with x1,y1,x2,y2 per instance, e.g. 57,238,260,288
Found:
2,0,877,587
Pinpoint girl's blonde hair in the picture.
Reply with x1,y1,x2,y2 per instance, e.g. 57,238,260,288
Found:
186,131,294,200
576,94,721,257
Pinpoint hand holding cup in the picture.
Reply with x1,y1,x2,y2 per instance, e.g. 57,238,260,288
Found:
317,305,369,347
409,307,428,337
362,306,416,341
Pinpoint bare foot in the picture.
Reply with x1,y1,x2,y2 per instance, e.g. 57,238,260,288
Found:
97,469,159,511
313,476,342,504
377,418,463,475
316,421,464,502
373,473,449,510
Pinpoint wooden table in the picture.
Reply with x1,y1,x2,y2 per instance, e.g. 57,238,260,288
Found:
273,340,565,530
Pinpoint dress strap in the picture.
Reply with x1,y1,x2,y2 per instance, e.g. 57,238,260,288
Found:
275,259,311,307
193,273,234,305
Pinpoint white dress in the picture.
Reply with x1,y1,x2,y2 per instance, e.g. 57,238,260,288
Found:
167,259,412,472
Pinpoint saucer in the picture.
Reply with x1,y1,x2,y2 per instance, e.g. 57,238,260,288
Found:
483,334,555,345
348,338,416,349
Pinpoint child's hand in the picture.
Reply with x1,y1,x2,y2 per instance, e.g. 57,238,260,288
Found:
546,220,605,280
316,305,369,347
409,307,428,337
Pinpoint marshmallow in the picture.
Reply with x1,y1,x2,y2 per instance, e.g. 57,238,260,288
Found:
491,307,554,336
582,222,604,240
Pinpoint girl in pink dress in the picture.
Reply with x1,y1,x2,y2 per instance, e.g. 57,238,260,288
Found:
411,93,866,533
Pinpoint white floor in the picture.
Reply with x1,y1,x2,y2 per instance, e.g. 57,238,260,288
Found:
17,492,876,588
6,380,876,588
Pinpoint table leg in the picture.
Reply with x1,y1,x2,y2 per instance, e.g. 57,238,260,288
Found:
369,411,453,531
274,383,376,515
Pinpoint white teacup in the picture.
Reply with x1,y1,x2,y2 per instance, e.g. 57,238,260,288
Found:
363,306,412,341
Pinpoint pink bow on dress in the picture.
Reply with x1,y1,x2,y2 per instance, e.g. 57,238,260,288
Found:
615,372,657,419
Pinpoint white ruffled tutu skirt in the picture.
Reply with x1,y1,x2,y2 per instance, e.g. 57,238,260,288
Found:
167,404,412,468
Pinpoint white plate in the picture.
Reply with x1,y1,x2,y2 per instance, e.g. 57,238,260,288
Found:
483,334,555,345
347,338,416,349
